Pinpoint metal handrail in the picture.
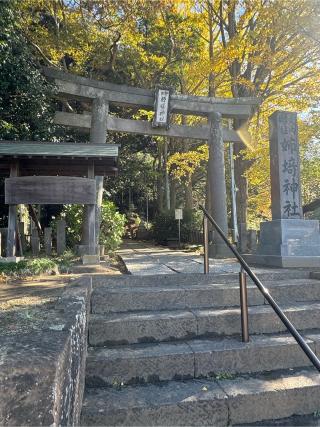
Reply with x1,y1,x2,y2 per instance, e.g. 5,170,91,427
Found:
199,204,320,372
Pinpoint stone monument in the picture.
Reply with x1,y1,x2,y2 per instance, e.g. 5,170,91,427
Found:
246,110,320,267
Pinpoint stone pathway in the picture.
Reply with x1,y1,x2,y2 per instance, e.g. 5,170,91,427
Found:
118,241,273,275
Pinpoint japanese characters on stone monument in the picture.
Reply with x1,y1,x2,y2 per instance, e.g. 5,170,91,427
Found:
245,110,320,267
269,111,303,220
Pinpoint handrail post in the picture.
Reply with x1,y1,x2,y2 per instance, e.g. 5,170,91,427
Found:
239,269,249,342
203,216,209,274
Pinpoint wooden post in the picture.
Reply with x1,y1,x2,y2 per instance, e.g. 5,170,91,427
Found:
6,162,19,257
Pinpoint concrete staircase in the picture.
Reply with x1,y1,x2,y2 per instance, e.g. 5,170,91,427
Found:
81,272,320,426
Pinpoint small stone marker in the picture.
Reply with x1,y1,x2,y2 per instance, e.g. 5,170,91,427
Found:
31,229,40,256
269,111,302,219
248,230,257,252
57,219,66,255
18,222,27,252
44,227,52,256
239,223,248,253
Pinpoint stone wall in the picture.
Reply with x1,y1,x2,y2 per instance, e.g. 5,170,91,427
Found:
0,277,92,426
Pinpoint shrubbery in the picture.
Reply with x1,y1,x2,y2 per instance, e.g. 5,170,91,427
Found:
152,211,178,245
0,258,58,279
100,202,126,253
62,201,126,254
0,251,78,280
152,209,202,244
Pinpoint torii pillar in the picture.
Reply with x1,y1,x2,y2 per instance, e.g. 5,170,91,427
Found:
207,112,232,258
81,96,109,253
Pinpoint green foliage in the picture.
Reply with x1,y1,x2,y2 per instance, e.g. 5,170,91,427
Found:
54,249,77,274
152,209,202,244
100,201,126,253
105,149,157,214
0,0,55,140
182,209,203,236
61,204,84,248
0,258,58,278
213,372,236,381
152,211,178,244
62,201,126,254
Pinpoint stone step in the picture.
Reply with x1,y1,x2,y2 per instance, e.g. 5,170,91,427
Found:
91,279,320,314
92,270,311,289
86,333,318,387
88,302,320,346
81,368,320,426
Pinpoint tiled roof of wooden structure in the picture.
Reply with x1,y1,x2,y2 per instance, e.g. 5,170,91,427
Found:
0,141,119,177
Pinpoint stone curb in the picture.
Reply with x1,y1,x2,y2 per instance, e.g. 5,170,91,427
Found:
0,276,92,426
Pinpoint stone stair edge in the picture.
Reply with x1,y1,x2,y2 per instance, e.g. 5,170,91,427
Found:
87,332,320,357
92,278,320,293
85,331,320,386
81,368,320,426
88,302,320,347
90,300,320,320
91,279,320,315
92,270,313,288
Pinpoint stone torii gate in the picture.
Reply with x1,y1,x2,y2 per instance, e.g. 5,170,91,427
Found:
44,67,259,257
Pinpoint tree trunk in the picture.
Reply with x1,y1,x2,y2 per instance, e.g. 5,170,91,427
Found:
157,149,164,212
185,180,193,210
163,139,170,210
170,178,177,210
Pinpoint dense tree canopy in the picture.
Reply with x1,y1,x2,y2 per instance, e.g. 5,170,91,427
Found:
0,0,55,141
3,0,320,228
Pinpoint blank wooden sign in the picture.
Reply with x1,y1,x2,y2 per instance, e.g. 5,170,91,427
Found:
5,176,96,205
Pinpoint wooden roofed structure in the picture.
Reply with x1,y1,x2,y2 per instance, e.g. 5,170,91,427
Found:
2,141,119,260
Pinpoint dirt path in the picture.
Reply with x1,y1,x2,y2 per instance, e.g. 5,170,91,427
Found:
0,258,122,335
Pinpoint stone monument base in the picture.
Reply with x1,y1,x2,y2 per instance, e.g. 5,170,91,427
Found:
245,219,320,267
82,255,100,265
209,242,235,259
76,244,100,256
244,254,320,268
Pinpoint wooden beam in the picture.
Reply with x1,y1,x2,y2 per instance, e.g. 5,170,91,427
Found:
5,176,96,205
43,68,260,118
54,111,243,143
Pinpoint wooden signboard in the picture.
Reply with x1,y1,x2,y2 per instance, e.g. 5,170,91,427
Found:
5,176,96,205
